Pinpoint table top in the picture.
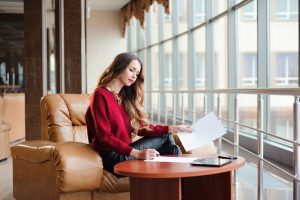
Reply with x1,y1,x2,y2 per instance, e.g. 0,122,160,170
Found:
114,156,245,178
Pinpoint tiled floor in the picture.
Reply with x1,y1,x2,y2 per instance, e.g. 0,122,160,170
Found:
0,140,293,200
0,156,14,200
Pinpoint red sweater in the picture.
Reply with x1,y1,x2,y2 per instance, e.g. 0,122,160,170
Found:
85,87,169,156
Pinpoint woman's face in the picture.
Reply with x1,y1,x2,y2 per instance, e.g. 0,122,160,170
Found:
119,59,141,86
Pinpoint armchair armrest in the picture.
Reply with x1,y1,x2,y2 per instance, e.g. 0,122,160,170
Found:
11,140,103,192
11,140,55,162
54,141,103,192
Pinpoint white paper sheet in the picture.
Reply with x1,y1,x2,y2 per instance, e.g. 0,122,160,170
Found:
145,156,198,163
177,112,226,152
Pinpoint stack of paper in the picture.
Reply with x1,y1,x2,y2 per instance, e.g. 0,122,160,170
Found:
145,156,198,163
177,112,226,151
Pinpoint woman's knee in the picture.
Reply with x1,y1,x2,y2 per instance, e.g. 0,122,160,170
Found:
172,144,182,155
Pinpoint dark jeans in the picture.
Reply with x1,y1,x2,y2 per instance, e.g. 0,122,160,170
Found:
102,134,182,175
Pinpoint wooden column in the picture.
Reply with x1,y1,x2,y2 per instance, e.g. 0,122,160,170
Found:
24,0,44,140
24,0,86,139
64,0,85,93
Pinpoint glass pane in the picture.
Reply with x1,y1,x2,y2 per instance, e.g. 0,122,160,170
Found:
139,13,147,49
263,164,293,200
214,93,228,128
269,96,293,146
129,18,137,52
151,46,159,90
164,41,173,90
212,0,227,17
240,53,257,87
241,1,257,21
150,2,159,44
194,27,206,89
163,1,172,40
194,0,205,25
178,35,188,90
213,16,228,88
194,93,205,120
237,0,257,88
270,0,299,87
140,50,147,88
178,0,188,34
290,0,298,13
239,94,257,136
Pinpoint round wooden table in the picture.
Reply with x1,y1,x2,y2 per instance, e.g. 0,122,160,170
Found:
115,156,245,200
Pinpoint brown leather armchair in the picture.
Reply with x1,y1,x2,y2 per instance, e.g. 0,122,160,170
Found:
11,93,217,200
11,94,130,200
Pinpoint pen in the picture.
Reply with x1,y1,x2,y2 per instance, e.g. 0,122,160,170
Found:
141,145,160,156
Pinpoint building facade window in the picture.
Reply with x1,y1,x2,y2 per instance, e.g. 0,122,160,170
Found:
276,0,298,20
195,53,205,88
241,54,257,87
242,0,257,21
276,53,298,86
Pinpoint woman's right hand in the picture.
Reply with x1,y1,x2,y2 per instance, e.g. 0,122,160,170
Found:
130,148,160,160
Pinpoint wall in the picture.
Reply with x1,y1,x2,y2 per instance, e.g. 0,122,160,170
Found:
4,93,25,142
87,10,127,93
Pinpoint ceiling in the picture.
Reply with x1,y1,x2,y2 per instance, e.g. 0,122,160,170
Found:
90,0,130,10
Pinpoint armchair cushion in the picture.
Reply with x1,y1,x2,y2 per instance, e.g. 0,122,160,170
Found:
98,170,129,193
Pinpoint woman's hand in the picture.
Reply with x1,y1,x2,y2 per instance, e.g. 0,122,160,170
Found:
130,148,160,160
169,125,192,133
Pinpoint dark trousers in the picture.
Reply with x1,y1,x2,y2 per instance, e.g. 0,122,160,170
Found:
102,134,182,175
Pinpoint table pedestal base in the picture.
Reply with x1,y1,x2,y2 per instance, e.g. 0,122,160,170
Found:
130,171,232,200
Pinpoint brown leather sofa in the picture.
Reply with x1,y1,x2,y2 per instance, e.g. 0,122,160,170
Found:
11,93,217,200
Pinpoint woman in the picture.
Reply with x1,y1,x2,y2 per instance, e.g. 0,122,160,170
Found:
85,53,192,174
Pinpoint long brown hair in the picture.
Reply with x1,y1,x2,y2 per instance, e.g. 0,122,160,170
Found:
96,53,149,136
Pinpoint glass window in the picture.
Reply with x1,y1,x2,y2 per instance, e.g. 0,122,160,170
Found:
269,96,294,145
150,2,159,44
163,1,172,39
275,53,298,86
240,54,257,87
18,63,24,86
164,41,173,89
139,13,148,49
239,94,258,136
270,0,298,87
151,46,159,90
195,53,205,88
212,0,227,17
194,0,205,24
241,0,257,21
194,27,206,89
129,18,137,51
276,0,298,20
178,35,188,89
178,0,188,34
0,62,6,84
237,0,257,88
213,16,228,89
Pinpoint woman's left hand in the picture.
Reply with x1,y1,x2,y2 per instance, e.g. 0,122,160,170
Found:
169,125,192,133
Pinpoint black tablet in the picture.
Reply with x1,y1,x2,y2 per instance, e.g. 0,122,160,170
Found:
190,158,232,167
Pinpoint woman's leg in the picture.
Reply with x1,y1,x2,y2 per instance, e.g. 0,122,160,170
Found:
102,134,181,175
130,134,182,155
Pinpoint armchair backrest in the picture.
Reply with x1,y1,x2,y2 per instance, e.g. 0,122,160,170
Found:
40,93,91,143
